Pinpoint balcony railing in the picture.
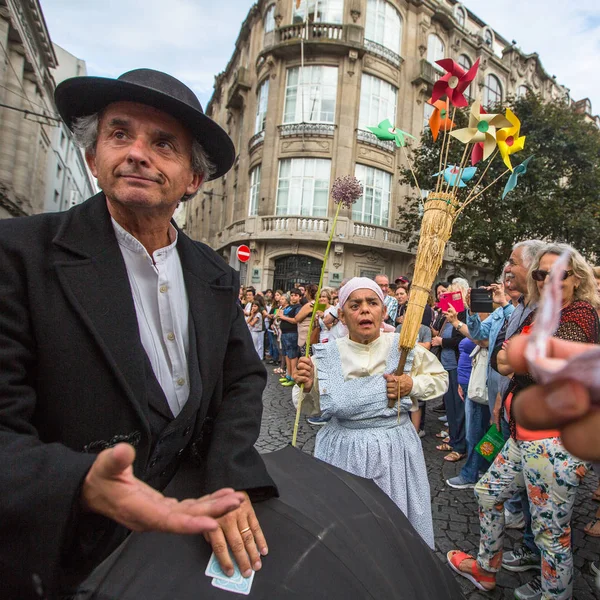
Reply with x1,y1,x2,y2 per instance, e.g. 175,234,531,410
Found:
278,22,344,43
278,122,336,137
261,215,329,233
356,129,395,152
364,39,403,68
248,130,265,152
353,222,405,246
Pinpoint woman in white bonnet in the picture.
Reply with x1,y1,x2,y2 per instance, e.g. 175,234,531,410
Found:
294,277,449,547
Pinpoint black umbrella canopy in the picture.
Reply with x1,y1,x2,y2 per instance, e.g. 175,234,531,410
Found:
77,446,464,600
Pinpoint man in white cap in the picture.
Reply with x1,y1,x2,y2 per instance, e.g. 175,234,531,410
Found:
294,277,448,547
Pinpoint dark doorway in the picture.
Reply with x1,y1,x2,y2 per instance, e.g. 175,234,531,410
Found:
273,255,323,292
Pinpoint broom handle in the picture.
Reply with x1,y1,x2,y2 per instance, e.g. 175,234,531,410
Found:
388,348,409,408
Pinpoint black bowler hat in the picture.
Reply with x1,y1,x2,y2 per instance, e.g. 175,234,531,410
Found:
54,68,235,181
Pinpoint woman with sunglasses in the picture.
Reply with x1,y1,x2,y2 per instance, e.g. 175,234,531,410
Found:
448,243,599,599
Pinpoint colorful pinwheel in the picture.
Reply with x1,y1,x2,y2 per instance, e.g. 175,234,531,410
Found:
496,108,526,171
502,156,533,199
433,165,477,188
450,101,513,161
431,58,480,108
367,119,415,147
428,99,455,142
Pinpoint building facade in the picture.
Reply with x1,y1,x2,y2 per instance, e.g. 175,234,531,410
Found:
0,1,94,219
45,43,95,213
184,0,587,290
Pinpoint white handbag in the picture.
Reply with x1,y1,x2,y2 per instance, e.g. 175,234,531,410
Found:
467,346,489,405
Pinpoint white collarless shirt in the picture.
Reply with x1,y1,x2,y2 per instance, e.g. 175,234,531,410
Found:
112,218,190,417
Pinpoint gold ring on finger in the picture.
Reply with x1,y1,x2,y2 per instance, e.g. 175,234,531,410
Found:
239,527,251,534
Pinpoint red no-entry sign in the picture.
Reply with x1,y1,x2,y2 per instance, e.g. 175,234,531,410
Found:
236,245,251,263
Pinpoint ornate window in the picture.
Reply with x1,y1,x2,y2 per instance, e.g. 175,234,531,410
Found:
276,158,331,216
516,85,530,99
293,0,343,24
264,4,275,32
365,0,402,56
248,165,261,216
458,54,472,100
353,164,391,226
483,74,502,107
358,73,398,131
283,65,338,124
483,28,494,47
455,5,466,28
254,79,269,134
427,34,445,71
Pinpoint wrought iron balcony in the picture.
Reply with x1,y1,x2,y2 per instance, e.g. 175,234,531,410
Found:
248,130,265,152
364,39,403,68
355,129,395,152
278,122,336,137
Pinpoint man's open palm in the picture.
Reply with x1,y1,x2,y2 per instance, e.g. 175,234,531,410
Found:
81,443,244,534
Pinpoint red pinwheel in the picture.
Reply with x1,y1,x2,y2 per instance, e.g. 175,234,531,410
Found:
431,58,480,108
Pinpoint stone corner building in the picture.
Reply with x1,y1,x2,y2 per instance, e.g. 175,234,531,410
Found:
0,0,94,219
184,0,582,291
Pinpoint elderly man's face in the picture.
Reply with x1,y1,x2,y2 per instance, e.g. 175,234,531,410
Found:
506,247,529,295
87,101,202,214
374,275,390,294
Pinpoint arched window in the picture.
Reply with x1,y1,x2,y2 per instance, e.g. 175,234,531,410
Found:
358,73,398,131
458,54,472,100
264,4,275,33
483,74,502,107
427,34,445,71
455,6,466,28
483,28,494,47
365,0,402,56
516,85,530,99
293,0,343,24
254,79,269,134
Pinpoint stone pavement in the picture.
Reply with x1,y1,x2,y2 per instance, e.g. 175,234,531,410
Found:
255,365,600,599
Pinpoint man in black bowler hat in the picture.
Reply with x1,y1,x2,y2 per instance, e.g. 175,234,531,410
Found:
0,69,277,598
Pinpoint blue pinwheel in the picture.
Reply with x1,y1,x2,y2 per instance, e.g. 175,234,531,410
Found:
502,156,533,199
433,165,477,188
367,119,415,147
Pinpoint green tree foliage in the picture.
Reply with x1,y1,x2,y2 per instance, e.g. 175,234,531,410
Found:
397,94,600,275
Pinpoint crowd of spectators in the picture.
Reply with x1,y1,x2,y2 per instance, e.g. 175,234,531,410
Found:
240,238,600,599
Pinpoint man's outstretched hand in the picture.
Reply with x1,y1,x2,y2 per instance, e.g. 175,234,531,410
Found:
508,335,600,461
81,443,245,534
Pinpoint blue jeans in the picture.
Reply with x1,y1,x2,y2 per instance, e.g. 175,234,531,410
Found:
459,396,490,483
444,369,466,454
267,330,279,361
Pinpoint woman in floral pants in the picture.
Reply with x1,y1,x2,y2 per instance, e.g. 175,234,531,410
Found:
447,244,599,599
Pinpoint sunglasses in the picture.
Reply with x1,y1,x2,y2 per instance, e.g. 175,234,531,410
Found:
531,269,574,282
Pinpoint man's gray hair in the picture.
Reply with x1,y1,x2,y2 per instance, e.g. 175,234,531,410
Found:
513,240,547,269
71,112,216,200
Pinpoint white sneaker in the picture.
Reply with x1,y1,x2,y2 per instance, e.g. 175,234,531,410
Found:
438,415,448,422
504,508,525,530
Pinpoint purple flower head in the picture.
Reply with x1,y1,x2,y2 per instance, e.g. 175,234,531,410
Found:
331,175,363,207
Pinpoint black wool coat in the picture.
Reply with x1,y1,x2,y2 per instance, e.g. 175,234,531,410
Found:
0,193,276,598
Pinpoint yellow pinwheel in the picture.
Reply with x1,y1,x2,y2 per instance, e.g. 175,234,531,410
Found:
496,108,526,171
450,101,512,161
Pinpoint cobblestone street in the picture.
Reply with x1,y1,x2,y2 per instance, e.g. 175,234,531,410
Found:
255,367,600,599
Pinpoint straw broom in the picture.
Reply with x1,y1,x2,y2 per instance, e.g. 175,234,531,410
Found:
388,191,457,408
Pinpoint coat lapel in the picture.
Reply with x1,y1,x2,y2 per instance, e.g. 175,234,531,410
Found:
52,194,150,430
175,232,231,409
